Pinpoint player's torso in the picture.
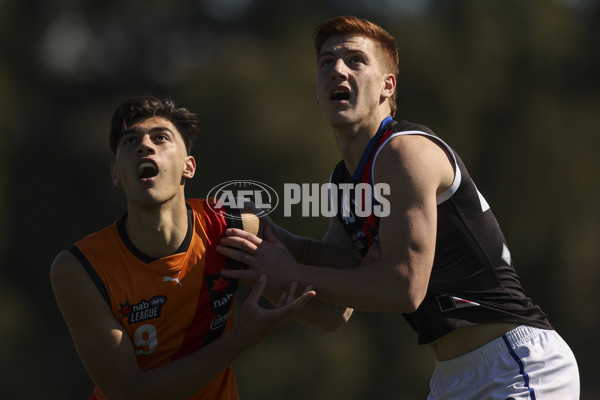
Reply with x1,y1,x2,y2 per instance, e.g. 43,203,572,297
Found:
330,119,552,343
74,199,238,369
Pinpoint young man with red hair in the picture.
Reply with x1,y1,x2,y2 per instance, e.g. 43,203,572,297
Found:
219,16,580,399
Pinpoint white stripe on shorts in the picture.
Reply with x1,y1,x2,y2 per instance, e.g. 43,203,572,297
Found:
427,325,579,400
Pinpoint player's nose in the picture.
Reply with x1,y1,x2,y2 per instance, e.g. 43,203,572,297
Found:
136,135,155,155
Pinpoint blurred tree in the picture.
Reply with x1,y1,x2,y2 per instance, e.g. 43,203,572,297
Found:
0,0,597,398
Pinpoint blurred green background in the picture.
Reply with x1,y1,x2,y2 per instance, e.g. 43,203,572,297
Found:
1,0,598,398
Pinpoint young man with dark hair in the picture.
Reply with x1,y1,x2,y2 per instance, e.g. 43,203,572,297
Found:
218,16,580,399
50,96,352,400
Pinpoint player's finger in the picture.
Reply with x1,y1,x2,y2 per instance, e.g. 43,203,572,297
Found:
286,282,299,304
303,285,315,295
225,228,263,246
220,268,261,282
279,290,316,316
216,245,255,263
276,291,289,308
219,236,259,251
245,274,267,304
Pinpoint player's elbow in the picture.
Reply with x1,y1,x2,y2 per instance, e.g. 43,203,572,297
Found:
384,283,426,313
401,294,423,314
385,263,428,313
382,296,419,314
403,283,427,313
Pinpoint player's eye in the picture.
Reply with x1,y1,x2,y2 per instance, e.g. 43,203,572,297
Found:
122,136,137,145
350,55,365,64
318,57,334,68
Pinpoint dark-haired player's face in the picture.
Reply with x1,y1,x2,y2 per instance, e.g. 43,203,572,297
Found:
110,117,195,207
316,34,392,130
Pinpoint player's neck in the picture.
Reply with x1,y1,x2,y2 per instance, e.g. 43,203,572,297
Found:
332,117,383,175
125,196,189,259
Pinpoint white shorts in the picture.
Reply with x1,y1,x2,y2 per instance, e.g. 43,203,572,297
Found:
427,325,579,400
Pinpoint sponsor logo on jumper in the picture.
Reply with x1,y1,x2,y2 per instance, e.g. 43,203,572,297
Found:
210,310,232,330
212,292,234,310
206,273,237,313
119,295,167,324
436,294,480,312
163,271,182,286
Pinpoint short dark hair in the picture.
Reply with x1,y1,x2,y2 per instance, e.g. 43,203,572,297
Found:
109,96,199,154
313,16,399,117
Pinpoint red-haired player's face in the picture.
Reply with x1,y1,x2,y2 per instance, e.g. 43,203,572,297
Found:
316,33,394,131
110,117,196,208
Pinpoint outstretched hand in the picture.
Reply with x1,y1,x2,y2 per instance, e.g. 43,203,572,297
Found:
234,274,315,347
217,226,298,290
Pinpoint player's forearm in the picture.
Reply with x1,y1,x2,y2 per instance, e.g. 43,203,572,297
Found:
123,328,253,400
303,238,360,269
261,286,352,331
289,260,420,313
288,241,415,313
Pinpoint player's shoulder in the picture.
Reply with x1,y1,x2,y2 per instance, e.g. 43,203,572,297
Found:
378,132,442,165
185,197,206,210
51,245,75,264
186,197,258,235
379,120,446,158
391,119,436,136
374,131,454,190
185,198,216,225
49,248,90,296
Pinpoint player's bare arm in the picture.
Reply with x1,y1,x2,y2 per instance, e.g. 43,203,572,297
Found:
219,134,454,312
50,250,314,400
362,134,453,311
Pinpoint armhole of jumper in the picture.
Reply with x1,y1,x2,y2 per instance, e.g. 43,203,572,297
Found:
68,245,111,307
223,207,247,270
370,130,462,205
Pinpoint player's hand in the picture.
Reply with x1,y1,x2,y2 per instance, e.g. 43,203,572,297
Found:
217,226,298,289
234,274,315,346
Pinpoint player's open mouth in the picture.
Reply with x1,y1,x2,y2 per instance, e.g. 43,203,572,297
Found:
331,89,350,101
137,161,159,179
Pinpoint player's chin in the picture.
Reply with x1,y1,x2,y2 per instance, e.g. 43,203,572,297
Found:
327,112,357,128
128,189,170,207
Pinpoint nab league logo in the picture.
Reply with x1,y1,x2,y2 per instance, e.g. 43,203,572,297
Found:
205,273,238,333
206,273,237,313
119,295,167,324
206,180,279,220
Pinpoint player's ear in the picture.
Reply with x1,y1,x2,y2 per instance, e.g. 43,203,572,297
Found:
183,155,196,179
381,73,396,100
110,163,119,187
